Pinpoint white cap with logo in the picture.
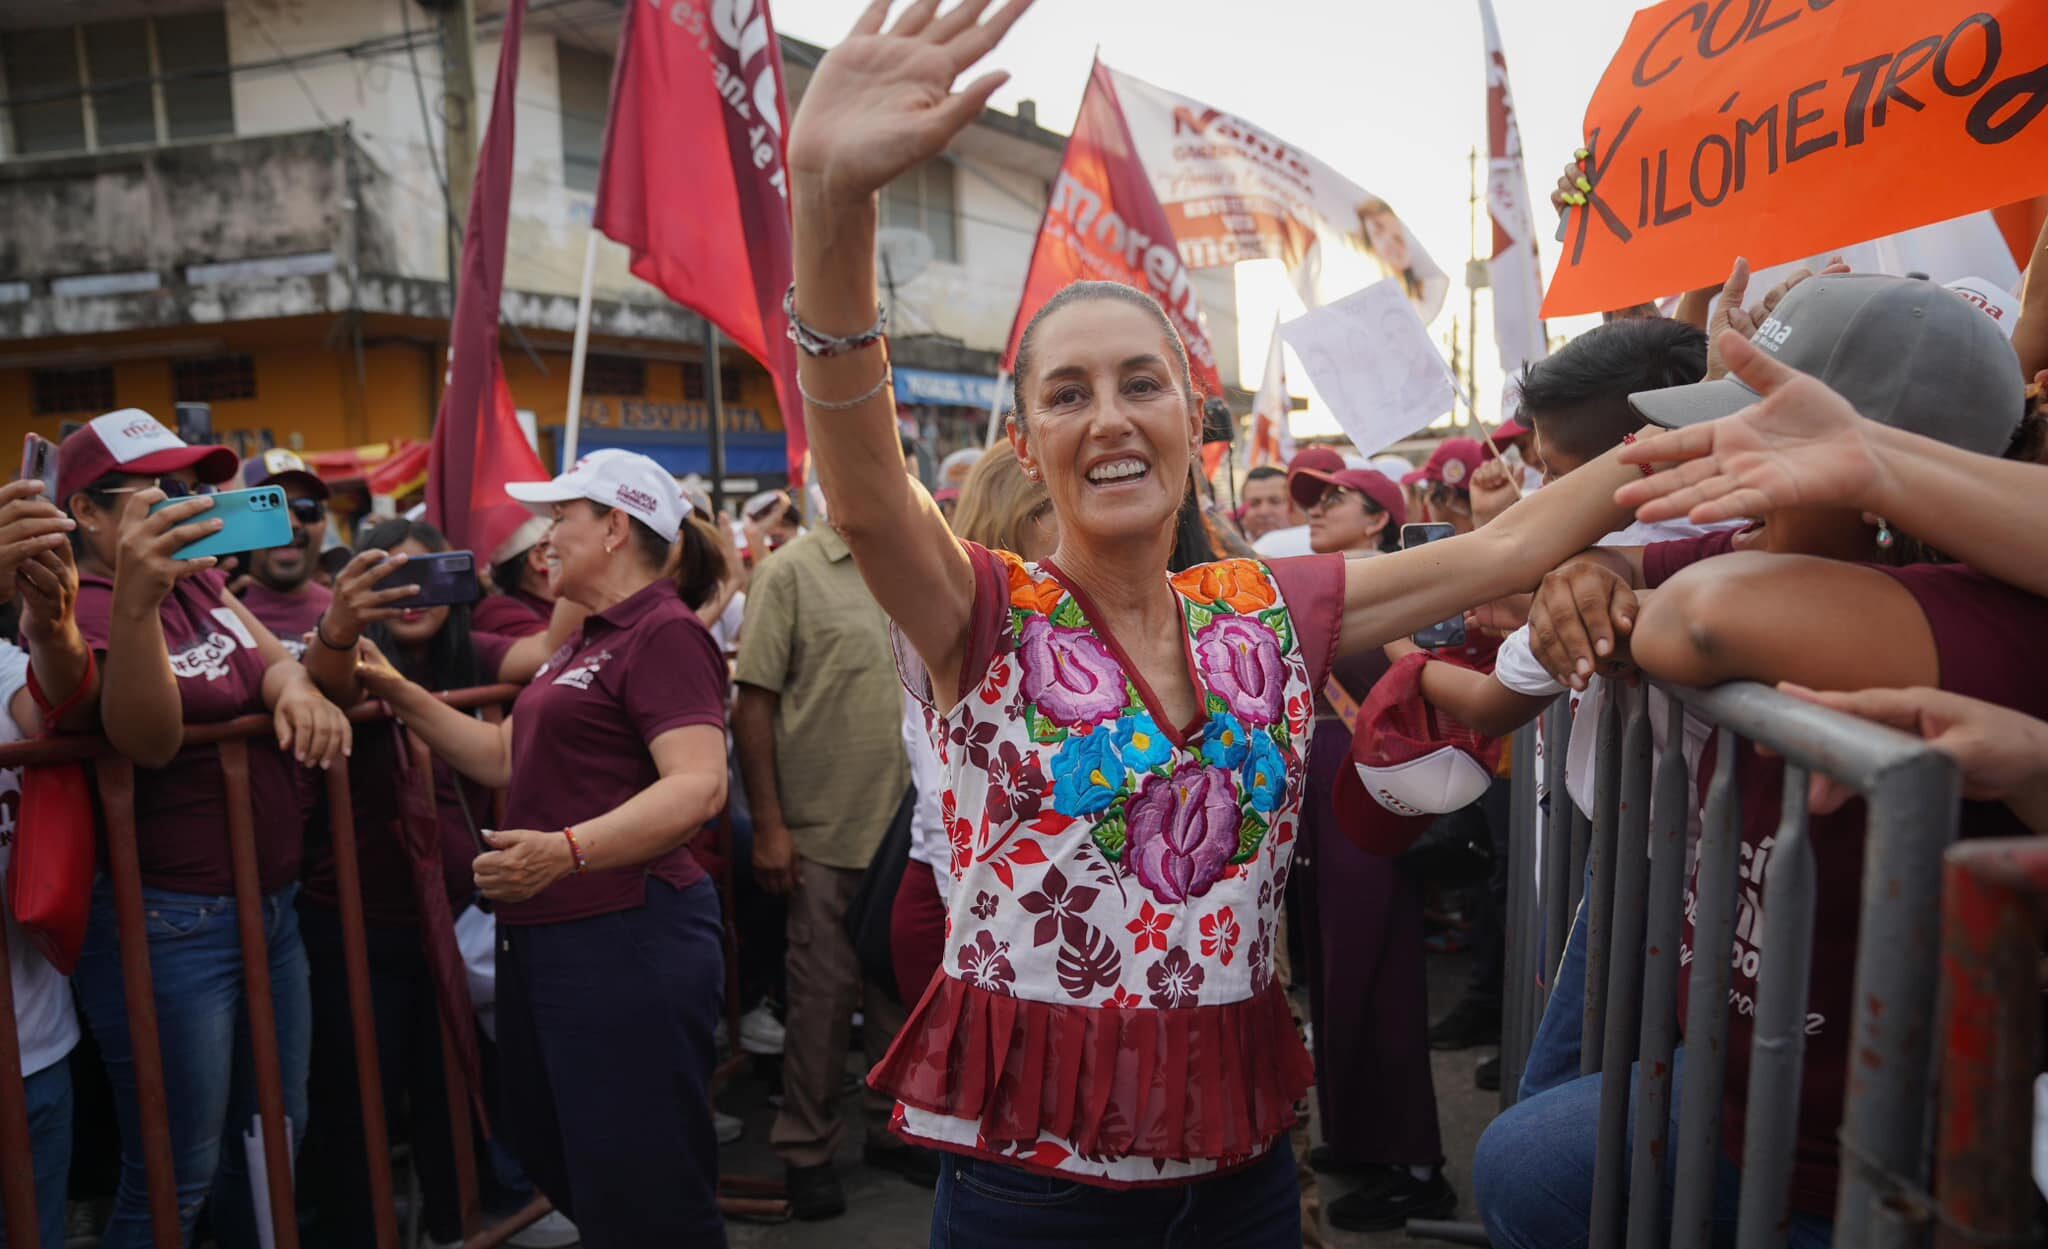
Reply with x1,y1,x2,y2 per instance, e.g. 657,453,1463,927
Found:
506,449,689,543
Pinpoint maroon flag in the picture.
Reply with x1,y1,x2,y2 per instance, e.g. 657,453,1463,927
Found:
595,0,804,478
426,0,548,559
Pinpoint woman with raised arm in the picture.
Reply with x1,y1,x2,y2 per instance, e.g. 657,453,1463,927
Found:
789,3,1653,1241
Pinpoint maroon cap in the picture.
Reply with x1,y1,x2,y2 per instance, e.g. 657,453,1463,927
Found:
1405,438,1487,491
1287,445,1345,476
1287,463,1408,530
57,409,239,506
1331,654,1502,856
1488,417,1531,448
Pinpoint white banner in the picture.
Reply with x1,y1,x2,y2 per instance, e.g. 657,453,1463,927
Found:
1107,64,1449,321
1480,0,1547,417
1280,280,1456,458
1248,320,1294,468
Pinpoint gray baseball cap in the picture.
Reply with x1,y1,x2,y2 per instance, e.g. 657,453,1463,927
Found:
1628,273,2025,458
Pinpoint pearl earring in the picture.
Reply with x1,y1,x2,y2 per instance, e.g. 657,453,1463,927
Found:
1875,518,1894,550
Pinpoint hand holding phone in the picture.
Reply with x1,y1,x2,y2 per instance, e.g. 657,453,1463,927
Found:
147,486,290,562
19,434,59,502
1402,522,1468,650
374,550,480,608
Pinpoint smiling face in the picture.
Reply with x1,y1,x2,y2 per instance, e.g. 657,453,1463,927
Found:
1008,298,1200,555
383,536,451,648
248,481,327,592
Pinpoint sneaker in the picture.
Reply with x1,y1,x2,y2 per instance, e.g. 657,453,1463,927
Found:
787,1163,847,1221
716,1109,744,1144
507,1209,582,1248
863,1142,942,1188
739,1002,786,1056
1474,1054,1501,1092
1427,997,1501,1051
1327,1170,1457,1232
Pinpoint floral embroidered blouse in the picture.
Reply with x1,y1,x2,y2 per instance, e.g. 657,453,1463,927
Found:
870,543,1344,1187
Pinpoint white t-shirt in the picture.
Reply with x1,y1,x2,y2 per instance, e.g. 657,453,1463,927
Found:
899,689,951,905
0,642,81,1077
710,591,746,653
1253,525,1315,558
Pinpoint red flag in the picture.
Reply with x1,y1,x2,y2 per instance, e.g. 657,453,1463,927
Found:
1002,62,1225,399
426,0,548,561
595,0,803,478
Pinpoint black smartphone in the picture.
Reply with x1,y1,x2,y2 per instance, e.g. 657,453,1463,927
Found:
1402,522,1467,649
174,402,213,446
379,551,481,608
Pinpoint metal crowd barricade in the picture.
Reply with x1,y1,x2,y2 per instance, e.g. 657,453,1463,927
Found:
1486,677,1993,1248
0,685,550,1249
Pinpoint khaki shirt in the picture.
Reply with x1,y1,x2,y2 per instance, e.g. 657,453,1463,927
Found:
734,527,909,868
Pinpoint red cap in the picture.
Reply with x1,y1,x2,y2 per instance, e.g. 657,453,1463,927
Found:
1488,417,1531,449
1287,463,1407,530
1404,437,1487,490
56,409,239,507
1286,445,1344,477
1331,653,1503,856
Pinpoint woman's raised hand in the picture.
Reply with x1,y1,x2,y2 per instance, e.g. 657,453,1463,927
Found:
788,0,1034,205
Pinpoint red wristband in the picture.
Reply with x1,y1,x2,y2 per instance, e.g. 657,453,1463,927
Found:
561,826,589,875
1621,432,1655,477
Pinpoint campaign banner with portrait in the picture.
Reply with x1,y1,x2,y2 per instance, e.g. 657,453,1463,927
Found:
1105,64,1450,322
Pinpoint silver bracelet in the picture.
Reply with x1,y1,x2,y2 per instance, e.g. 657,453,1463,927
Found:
797,366,893,412
784,284,888,358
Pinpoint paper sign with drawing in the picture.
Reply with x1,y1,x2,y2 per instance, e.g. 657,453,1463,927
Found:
1280,280,1456,459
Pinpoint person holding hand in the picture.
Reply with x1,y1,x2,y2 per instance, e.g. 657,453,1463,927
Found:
53,410,352,1249
347,452,732,1248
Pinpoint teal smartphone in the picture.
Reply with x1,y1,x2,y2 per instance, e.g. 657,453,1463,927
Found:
148,486,292,561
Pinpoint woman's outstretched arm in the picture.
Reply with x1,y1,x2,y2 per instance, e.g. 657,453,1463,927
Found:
788,0,1033,702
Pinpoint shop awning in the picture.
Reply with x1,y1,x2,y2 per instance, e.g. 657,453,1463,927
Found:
568,429,788,479
894,367,1004,410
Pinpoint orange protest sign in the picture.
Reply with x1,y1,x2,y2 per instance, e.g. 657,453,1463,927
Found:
1543,0,2048,318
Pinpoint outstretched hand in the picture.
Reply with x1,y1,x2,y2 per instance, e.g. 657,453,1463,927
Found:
1615,331,1885,526
1704,255,1848,381
1779,683,2048,820
788,0,1033,205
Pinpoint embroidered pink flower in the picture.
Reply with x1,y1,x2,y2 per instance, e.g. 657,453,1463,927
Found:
1019,617,1126,727
1195,615,1285,726
1126,762,1242,905
1146,946,1206,1008
957,931,1016,994
1199,907,1241,966
1126,900,1174,953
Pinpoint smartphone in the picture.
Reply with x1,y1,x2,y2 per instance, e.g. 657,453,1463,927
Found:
1402,522,1468,649
148,486,291,562
378,550,481,608
19,434,58,500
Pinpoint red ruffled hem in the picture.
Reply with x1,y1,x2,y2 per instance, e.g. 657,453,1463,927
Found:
869,974,1314,1163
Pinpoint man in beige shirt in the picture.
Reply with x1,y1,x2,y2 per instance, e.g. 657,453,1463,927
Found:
733,456,924,1220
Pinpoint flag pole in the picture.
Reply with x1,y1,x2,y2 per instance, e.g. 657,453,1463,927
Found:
984,370,1010,447
561,228,601,468
704,319,727,517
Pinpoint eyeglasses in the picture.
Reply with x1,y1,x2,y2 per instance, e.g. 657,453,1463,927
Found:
88,478,217,500
1305,486,1356,515
288,497,326,525
1426,483,1471,510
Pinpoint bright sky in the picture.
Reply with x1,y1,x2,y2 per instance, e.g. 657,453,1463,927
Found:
767,0,1658,439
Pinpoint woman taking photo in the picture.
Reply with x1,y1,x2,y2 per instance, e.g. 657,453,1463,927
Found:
787,5,1663,1242
56,411,352,1249
296,518,569,1249
336,452,732,1248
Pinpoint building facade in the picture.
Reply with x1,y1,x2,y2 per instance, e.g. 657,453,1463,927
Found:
0,1,1239,489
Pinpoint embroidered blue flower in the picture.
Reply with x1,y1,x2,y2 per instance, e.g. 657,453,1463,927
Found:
1200,712,1250,770
1112,712,1172,773
1241,731,1287,815
1051,727,1125,817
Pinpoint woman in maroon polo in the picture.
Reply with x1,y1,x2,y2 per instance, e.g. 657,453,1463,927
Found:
56,410,353,1249
346,451,733,1249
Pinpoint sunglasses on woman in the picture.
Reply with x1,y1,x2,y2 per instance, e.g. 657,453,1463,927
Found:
1305,486,1357,514
88,478,219,501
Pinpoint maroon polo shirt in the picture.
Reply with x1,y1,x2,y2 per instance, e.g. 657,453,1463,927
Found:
239,580,333,659
302,631,516,925
472,590,552,640
76,571,303,896
496,580,725,925
1646,541,2048,1215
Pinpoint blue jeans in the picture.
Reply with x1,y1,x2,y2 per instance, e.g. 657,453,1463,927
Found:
1519,871,1592,1102
0,1059,72,1249
74,880,312,1249
931,1141,1300,1249
1475,1048,1833,1249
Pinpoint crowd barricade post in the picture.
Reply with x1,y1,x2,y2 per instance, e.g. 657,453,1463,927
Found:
1499,718,1540,1108
0,685,531,1249
1934,838,2048,1249
1465,678,1979,1248
1540,697,1574,1006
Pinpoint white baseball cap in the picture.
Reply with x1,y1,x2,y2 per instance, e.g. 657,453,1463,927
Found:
1353,748,1493,818
506,449,689,543
1943,276,2021,340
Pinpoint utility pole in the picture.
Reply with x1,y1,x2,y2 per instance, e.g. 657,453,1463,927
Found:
438,0,480,271
1466,145,1484,426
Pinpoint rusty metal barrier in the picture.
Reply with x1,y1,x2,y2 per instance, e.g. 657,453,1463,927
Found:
0,685,532,1249
1481,677,1985,1247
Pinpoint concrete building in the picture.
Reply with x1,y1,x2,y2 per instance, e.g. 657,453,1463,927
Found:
0,1,1238,490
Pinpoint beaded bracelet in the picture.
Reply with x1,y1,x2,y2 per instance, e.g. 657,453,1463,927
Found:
796,366,894,412
561,826,589,875
1619,432,1655,477
314,613,357,652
